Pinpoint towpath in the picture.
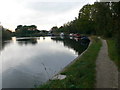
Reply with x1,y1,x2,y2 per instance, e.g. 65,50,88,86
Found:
96,39,118,88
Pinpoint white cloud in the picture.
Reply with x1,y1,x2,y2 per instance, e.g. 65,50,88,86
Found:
0,0,96,31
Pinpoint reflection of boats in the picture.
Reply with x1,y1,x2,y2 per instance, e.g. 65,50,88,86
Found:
73,34,81,38
51,37,89,55
60,36,64,39
81,36,90,42
70,37,74,39
60,33,64,36
74,37,81,41
80,36,90,45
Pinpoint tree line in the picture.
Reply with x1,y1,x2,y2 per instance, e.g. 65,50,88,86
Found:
52,2,119,37
1,25,49,40
51,2,120,56
15,25,50,37
15,25,40,37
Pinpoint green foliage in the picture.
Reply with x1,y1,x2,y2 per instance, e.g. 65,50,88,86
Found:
52,2,119,38
15,25,40,37
113,2,120,60
1,26,12,40
107,38,120,71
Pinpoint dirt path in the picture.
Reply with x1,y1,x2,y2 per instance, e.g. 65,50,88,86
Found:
96,39,118,88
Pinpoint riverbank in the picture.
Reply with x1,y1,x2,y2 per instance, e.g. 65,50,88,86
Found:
36,36,102,88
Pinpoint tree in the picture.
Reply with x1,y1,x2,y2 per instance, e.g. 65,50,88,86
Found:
1,27,12,40
112,2,120,55
50,26,58,33
15,25,39,37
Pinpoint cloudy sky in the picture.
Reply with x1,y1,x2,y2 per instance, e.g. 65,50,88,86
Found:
0,0,96,31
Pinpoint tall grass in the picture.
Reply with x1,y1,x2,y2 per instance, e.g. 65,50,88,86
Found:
107,38,119,71
35,36,102,88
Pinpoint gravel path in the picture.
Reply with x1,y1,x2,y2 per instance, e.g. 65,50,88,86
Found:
96,39,118,88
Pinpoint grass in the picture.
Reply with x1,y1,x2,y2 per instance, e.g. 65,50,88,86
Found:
35,36,102,88
107,38,119,71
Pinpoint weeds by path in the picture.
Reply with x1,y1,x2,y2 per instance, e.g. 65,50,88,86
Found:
107,38,119,71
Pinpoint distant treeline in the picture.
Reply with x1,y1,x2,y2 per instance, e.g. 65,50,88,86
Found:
1,25,49,40
15,25,40,37
15,25,49,37
51,2,120,56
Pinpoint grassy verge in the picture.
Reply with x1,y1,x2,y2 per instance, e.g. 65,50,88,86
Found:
36,36,102,88
107,38,119,71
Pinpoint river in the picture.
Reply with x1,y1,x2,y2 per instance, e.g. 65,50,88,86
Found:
0,36,89,88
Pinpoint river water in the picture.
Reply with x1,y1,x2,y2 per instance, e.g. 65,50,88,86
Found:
0,36,89,88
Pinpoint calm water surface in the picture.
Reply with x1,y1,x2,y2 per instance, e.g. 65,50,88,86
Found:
1,36,89,88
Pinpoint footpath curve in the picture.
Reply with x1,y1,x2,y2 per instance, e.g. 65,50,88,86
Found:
96,39,118,88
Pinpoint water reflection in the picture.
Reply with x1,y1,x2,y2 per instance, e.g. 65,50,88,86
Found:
0,41,11,53
1,36,89,88
51,37,89,55
17,38,38,46
0,37,38,52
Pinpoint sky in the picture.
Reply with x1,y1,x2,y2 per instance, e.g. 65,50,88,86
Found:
0,0,96,31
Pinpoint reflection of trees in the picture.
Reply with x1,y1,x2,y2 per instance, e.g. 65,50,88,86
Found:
17,38,37,45
0,41,11,52
0,38,38,52
51,37,89,55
